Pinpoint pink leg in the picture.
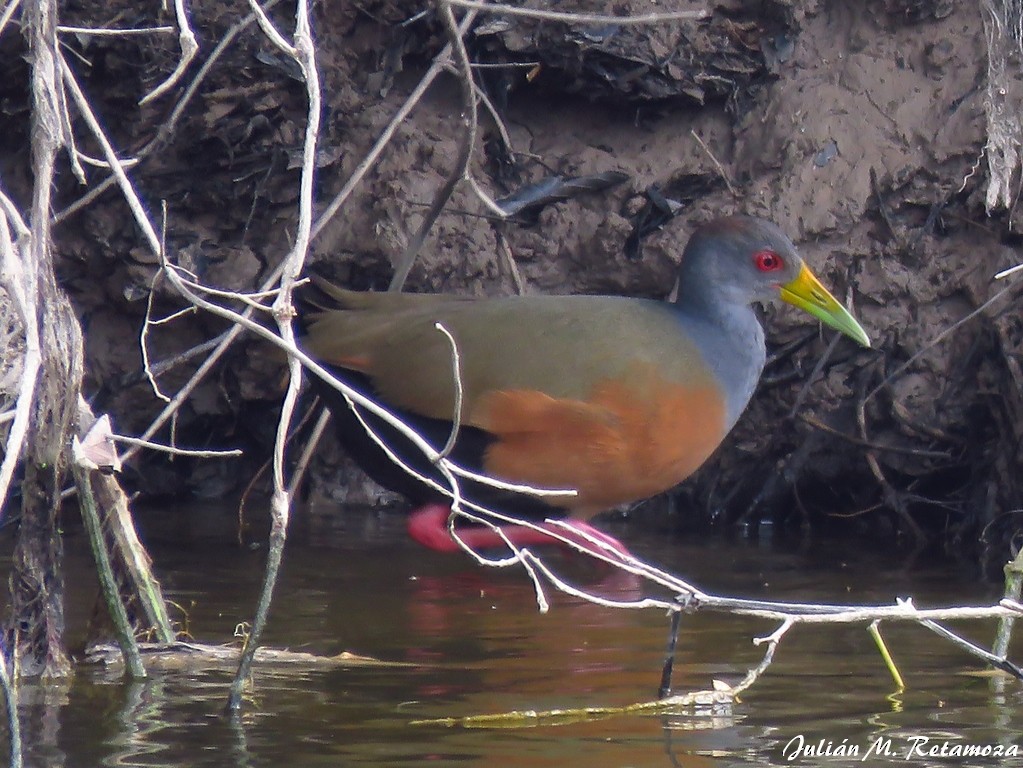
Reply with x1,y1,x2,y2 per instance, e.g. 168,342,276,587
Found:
406,504,632,561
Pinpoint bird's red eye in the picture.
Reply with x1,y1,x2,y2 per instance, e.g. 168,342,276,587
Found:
754,249,784,272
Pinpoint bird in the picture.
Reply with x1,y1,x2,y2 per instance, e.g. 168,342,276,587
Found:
297,216,870,559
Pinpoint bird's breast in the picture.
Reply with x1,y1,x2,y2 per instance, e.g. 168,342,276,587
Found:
471,363,729,516
671,305,767,431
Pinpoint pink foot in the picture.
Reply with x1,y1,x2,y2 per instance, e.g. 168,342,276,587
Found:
406,504,632,561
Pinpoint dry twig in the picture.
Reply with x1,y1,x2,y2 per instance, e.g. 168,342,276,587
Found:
224,0,321,715
389,2,479,291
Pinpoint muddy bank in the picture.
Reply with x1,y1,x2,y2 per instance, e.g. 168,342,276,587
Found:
2,1,1019,567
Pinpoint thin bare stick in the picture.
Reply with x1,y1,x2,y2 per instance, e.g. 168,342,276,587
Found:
730,619,794,696
226,0,320,714
0,206,40,519
286,407,331,498
72,151,139,169
995,262,1023,279
433,322,464,459
110,434,243,458
0,0,23,40
0,189,29,236
58,25,175,36
471,77,514,153
58,54,162,254
141,274,175,403
0,647,21,768
246,0,295,54
389,2,479,291
798,414,950,459
690,128,736,196
865,281,1019,402
521,551,676,612
788,331,839,419
173,278,298,304
444,0,707,25
123,319,248,463
311,11,476,241
53,0,284,225
921,618,1022,676
858,373,926,543
139,0,198,106
164,266,279,311
465,173,509,219
496,233,527,295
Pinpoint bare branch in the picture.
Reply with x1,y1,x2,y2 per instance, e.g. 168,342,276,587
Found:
0,0,22,40
245,0,295,56
0,205,40,516
389,1,478,291
312,9,477,243
58,54,162,254
286,407,331,498
138,0,198,106
0,189,29,237
730,619,794,697
995,262,1023,279
110,433,243,459
433,322,464,459
225,0,321,714
443,0,708,25
864,281,1020,403
58,25,175,36
690,128,736,197
53,0,284,226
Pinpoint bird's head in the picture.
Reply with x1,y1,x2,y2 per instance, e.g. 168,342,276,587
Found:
679,216,871,348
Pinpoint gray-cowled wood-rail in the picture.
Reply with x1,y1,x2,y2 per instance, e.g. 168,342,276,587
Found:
298,216,870,557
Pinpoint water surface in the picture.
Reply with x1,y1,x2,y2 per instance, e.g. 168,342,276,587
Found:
12,505,1023,767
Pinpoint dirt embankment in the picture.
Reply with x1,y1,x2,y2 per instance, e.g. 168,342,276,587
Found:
2,1,1019,567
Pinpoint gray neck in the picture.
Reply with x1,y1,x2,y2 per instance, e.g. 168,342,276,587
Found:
674,279,766,431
